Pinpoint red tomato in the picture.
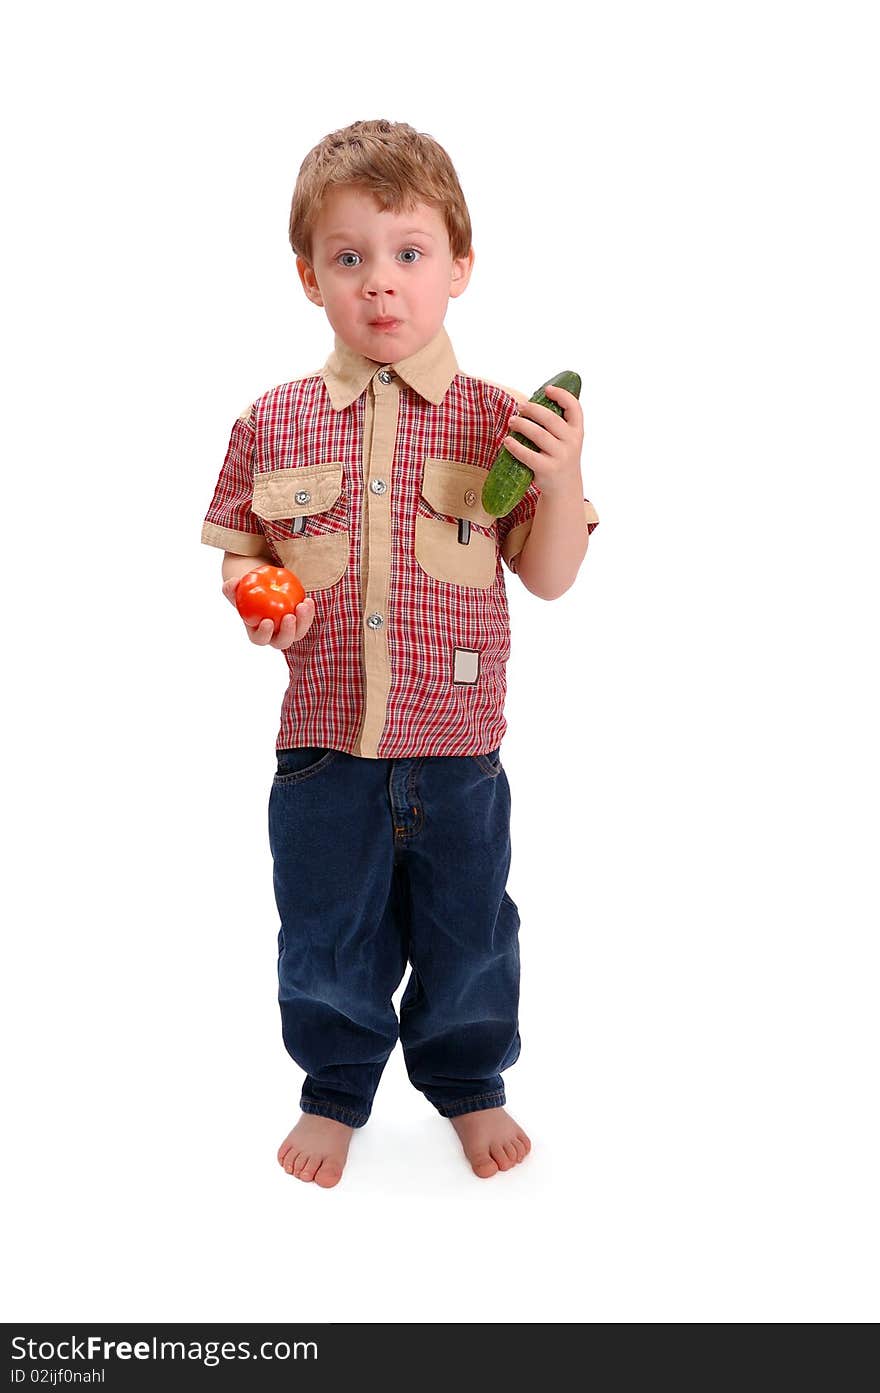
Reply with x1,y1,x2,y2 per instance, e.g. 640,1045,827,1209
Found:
235,565,306,632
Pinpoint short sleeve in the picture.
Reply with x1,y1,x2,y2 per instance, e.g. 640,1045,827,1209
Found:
501,493,599,572
200,405,268,554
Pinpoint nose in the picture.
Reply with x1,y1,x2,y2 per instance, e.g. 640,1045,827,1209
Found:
361,262,397,300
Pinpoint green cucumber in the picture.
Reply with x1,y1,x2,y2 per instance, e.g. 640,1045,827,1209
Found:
481,369,582,518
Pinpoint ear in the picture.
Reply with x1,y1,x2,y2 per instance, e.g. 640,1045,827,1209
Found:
449,246,475,300
296,256,324,307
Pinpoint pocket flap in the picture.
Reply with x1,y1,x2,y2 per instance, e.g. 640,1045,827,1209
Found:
421,459,495,529
252,463,343,521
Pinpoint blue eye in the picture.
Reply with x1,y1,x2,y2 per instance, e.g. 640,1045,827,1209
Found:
337,252,361,268
398,248,421,264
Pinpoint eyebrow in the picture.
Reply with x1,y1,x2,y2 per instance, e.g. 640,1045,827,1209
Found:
324,229,436,242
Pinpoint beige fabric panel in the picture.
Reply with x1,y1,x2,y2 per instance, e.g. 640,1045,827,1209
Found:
201,522,268,555
415,516,496,588
355,375,399,758
421,458,496,529
272,532,349,592
252,463,344,520
358,393,375,619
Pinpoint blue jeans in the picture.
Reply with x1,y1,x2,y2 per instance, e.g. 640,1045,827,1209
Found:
267,747,521,1127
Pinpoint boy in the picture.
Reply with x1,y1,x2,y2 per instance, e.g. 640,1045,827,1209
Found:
202,119,599,1187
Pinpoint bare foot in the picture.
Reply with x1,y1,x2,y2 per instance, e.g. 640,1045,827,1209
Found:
449,1106,531,1179
277,1114,354,1188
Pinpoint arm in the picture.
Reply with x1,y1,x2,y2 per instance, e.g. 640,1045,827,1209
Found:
222,548,274,587
501,383,592,601
514,483,590,600
202,413,314,647
220,550,316,650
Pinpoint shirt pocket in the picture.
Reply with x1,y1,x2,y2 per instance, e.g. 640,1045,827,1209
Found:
251,462,349,592
414,458,497,589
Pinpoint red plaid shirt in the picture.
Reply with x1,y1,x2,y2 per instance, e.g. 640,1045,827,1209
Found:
202,328,599,758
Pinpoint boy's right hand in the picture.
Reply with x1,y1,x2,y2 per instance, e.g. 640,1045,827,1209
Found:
221,576,316,650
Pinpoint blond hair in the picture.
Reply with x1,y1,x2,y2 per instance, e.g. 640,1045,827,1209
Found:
289,118,472,264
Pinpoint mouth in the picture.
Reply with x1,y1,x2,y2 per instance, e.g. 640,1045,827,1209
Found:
369,318,401,330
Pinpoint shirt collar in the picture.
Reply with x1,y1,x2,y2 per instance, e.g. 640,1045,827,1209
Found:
320,326,459,411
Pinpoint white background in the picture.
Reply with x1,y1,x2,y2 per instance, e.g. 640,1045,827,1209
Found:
3,0,878,1324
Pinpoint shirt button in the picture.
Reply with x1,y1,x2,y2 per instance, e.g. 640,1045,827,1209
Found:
367,612,384,630
294,490,311,505
464,488,477,506
377,370,393,385
370,478,388,495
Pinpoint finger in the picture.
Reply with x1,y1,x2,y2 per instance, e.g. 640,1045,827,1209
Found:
272,598,315,650
512,401,568,442
502,431,543,464
294,598,316,636
222,579,240,606
541,383,584,427
246,617,276,646
270,612,298,649
507,413,558,450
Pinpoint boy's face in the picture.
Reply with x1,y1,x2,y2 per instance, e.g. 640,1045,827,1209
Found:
297,185,474,363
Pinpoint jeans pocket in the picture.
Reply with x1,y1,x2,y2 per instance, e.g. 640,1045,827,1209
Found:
471,749,503,778
273,746,339,783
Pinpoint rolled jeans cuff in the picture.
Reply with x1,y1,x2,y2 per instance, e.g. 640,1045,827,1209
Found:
300,1098,370,1128
433,1089,506,1119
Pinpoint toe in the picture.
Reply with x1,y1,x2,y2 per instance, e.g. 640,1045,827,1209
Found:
512,1136,527,1162
518,1131,532,1155
313,1158,344,1189
297,1154,321,1182
282,1150,302,1175
489,1142,513,1172
503,1140,520,1165
292,1152,313,1179
470,1150,500,1179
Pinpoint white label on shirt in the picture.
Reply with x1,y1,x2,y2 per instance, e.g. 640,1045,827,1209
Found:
453,648,480,685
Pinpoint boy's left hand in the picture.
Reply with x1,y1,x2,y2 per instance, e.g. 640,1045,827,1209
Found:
503,383,584,496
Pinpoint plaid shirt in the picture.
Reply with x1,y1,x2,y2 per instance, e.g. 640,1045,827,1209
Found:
202,327,599,758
